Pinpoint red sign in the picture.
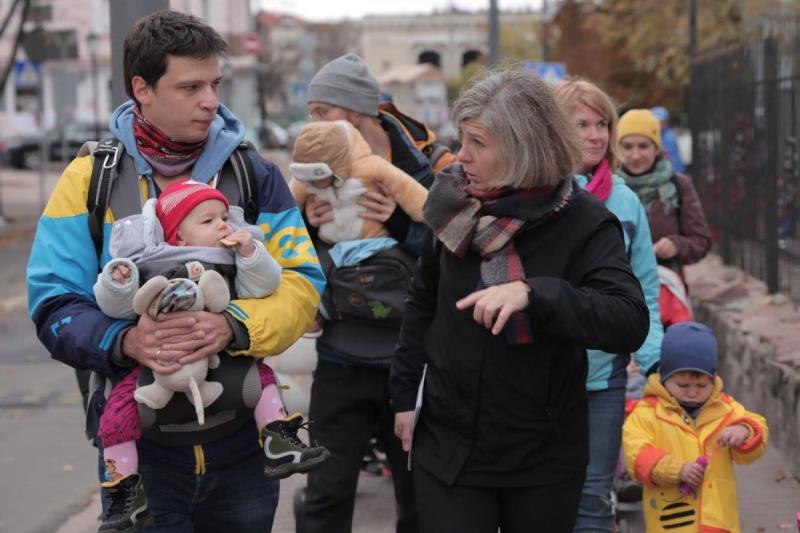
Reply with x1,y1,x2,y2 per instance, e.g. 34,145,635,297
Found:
243,34,261,55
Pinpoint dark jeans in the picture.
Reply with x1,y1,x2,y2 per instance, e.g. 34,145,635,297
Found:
297,359,418,533
100,427,279,533
414,464,584,533
574,387,626,532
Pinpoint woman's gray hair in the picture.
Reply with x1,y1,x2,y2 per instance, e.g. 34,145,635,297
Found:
452,69,582,188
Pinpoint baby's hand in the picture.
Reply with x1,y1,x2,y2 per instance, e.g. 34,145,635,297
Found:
111,263,132,283
221,229,256,258
717,424,750,448
678,461,706,488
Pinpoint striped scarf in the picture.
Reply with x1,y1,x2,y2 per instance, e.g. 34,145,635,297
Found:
132,106,207,177
619,158,678,214
423,164,578,344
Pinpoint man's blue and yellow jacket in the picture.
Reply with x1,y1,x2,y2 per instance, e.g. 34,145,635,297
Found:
26,103,325,471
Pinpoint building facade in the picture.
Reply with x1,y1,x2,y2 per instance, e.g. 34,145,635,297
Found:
0,0,256,137
359,8,541,79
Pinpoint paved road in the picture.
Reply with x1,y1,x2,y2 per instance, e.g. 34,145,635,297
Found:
2,162,799,532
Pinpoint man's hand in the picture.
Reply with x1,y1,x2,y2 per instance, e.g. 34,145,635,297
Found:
653,237,678,259
121,311,233,373
394,410,415,452
455,281,531,335
157,310,234,366
121,313,197,374
357,189,397,223
306,195,334,227
717,424,750,448
678,461,706,488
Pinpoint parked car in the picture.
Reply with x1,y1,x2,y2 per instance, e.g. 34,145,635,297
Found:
6,121,110,169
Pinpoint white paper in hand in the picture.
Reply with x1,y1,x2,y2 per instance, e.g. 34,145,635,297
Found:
407,363,427,470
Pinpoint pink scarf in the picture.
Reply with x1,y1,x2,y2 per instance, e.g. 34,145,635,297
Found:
586,158,612,202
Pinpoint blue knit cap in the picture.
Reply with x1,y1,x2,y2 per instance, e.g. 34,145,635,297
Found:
660,322,718,382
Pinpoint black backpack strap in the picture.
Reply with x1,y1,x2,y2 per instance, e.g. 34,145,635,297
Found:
87,139,123,258
226,142,259,224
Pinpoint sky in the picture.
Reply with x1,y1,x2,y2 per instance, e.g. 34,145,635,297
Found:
254,0,545,22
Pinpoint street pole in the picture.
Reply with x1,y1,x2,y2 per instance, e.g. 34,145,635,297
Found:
689,0,697,56
542,0,550,62
488,0,499,67
108,0,167,107
37,68,46,211
87,33,100,140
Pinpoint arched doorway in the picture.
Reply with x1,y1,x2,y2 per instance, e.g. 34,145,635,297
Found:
462,50,483,68
418,50,441,68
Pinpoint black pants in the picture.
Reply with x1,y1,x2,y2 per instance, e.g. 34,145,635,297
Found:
413,464,584,533
297,359,418,533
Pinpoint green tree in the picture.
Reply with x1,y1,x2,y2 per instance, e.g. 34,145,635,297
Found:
447,61,487,104
595,0,793,90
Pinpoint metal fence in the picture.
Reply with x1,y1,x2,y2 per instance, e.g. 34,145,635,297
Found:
689,19,800,300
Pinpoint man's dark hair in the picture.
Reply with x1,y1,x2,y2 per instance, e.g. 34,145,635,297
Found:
124,9,228,104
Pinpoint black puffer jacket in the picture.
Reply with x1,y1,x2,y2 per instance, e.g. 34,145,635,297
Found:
390,191,649,486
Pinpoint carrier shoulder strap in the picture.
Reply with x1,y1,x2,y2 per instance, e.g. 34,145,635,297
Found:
87,138,124,259
220,142,258,224
88,141,259,260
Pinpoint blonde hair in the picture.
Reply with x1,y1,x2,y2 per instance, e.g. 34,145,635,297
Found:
452,69,581,188
553,77,622,171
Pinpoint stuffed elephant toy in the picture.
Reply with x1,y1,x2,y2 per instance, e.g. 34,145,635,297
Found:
129,268,230,425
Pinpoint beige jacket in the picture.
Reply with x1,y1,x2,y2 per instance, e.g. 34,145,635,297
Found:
289,120,428,243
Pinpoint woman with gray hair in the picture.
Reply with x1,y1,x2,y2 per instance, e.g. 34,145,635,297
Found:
390,70,649,531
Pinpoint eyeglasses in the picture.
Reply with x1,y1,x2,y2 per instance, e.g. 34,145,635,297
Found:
308,105,332,120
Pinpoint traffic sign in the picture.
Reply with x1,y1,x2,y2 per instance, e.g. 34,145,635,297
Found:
522,61,567,85
243,34,261,55
14,60,41,90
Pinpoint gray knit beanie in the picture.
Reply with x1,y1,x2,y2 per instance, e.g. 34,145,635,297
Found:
307,53,380,117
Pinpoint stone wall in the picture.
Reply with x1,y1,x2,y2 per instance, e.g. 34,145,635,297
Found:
685,255,800,479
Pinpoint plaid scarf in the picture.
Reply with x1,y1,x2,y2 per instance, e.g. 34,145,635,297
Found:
132,107,207,177
423,164,578,344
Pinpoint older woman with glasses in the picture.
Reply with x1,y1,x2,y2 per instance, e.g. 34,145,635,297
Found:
391,70,650,533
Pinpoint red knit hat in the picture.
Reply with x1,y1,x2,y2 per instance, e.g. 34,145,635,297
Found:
156,180,229,245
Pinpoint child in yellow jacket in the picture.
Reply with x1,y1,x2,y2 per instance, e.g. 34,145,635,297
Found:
623,322,768,533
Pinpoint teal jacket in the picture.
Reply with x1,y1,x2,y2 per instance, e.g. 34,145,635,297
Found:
576,174,662,390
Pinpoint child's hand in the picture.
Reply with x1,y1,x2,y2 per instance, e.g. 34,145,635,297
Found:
717,424,750,448
679,461,706,488
222,229,256,258
111,263,132,283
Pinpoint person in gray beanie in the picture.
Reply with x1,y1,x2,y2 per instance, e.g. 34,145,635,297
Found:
307,53,380,117
293,53,456,533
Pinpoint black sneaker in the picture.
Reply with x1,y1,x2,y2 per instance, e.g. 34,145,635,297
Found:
614,473,643,503
98,473,153,532
261,413,331,479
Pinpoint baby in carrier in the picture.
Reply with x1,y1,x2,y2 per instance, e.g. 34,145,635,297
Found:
92,180,329,532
